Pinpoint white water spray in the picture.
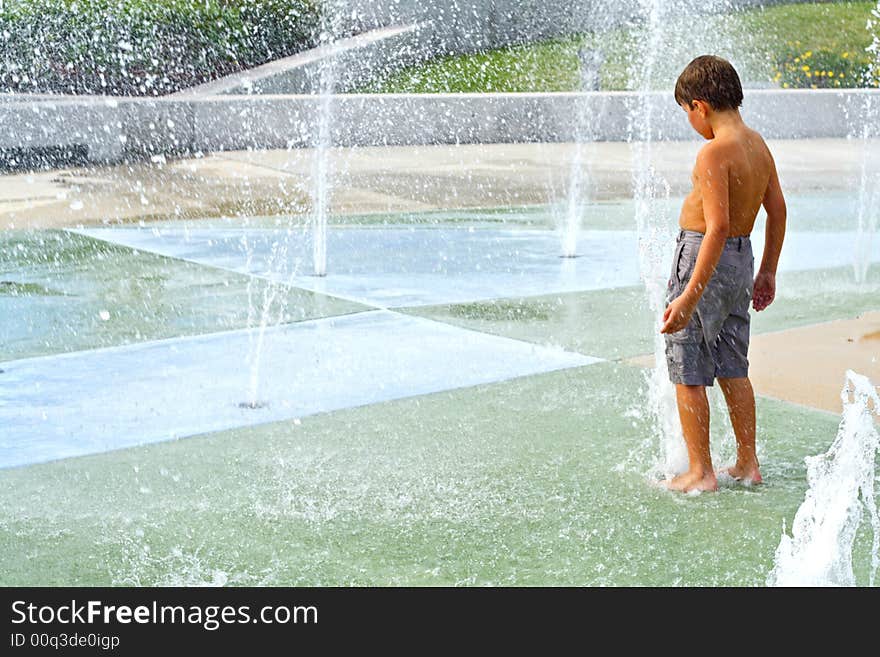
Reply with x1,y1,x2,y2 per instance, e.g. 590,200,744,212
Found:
768,371,880,587
560,48,605,258
626,0,750,475
628,0,687,476
854,2,880,283
561,132,586,258
242,205,310,408
310,2,344,277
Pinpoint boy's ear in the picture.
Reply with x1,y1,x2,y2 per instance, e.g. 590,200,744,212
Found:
692,99,710,117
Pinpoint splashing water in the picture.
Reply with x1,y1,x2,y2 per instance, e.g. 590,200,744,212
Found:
242,221,310,408
0,0,321,97
768,371,880,587
242,1,345,404
560,48,605,258
224,3,344,406
854,1,880,283
310,1,345,277
561,126,586,257
628,0,687,476
626,0,752,476
871,1,880,76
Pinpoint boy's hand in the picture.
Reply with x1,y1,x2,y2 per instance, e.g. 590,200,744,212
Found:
661,294,696,334
753,270,776,311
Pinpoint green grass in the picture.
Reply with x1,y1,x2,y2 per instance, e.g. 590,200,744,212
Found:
740,1,880,88
739,1,878,52
0,0,320,96
357,2,878,93
358,39,589,94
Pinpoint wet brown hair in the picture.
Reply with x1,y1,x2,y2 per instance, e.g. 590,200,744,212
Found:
674,55,743,111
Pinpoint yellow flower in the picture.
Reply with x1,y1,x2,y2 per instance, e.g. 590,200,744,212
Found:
806,72,812,77
839,73,845,78
804,51,812,58
801,65,810,72
783,82,790,88
794,57,800,63
842,52,849,58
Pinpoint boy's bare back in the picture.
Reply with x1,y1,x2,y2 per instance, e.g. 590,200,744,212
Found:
680,127,778,237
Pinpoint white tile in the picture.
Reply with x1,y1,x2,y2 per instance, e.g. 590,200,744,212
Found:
0,310,599,468
74,225,880,308
73,226,642,306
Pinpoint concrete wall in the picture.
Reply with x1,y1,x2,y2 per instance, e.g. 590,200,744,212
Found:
2,89,875,164
189,90,879,150
0,97,193,162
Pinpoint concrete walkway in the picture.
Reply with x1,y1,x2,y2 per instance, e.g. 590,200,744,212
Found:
0,139,868,230
2,138,877,419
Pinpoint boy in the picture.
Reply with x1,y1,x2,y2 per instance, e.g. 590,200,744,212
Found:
660,55,787,492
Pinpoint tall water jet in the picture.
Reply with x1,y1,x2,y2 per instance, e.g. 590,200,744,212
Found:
560,48,604,258
628,0,687,476
243,236,297,410
768,371,880,587
310,0,345,277
854,1,880,283
626,0,746,476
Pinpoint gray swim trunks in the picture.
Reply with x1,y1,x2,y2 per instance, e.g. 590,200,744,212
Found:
665,229,754,387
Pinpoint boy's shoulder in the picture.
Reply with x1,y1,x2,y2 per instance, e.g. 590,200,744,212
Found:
696,127,768,165
694,139,731,171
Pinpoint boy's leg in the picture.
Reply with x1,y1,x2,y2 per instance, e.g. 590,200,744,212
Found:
663,232,717,492
717,376,762,483
666,383,717,492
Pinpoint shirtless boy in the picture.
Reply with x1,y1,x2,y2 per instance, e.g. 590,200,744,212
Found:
660,55,787,492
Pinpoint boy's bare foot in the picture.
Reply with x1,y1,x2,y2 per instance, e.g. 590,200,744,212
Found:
718,463,763,485
662,470,718,493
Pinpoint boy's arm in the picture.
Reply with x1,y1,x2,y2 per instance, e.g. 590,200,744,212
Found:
661,146,729,334
754,153,786,311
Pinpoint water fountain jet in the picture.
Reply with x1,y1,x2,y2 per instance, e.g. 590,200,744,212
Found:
853,1,880,283
310,1,346,278
768,370,880,587
628,0,688,477
559,47,605,259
